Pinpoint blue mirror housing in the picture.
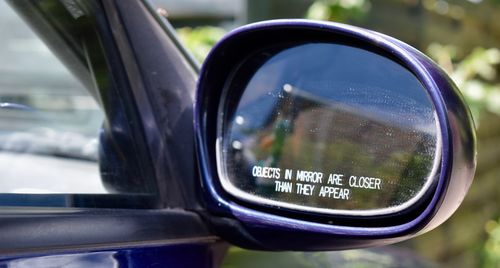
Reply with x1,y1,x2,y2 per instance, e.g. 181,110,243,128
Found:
195,20,476,250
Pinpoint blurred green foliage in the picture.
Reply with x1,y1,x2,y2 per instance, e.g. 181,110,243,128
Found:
176,26,226,63
305,0,371,22
427,44,500,123
223,246,435,268
483,218,500,267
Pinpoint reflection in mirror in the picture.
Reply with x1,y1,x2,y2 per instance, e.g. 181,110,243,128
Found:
219,43,441,215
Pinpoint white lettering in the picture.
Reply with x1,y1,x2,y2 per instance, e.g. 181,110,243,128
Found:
327,173,343,186
275,181,293,193
252,166,281,179
296,183,315,196
295,170,323,184
318,186,350,200
349,176,382,190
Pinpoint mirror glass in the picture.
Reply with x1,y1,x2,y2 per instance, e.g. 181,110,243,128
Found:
218,43,441,215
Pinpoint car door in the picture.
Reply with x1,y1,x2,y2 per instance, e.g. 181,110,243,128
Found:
0,0,226,267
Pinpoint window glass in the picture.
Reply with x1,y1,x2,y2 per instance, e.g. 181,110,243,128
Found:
0,1,104,194
0,1,157,208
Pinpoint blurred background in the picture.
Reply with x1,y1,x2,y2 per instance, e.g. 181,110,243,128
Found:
150,0,500,267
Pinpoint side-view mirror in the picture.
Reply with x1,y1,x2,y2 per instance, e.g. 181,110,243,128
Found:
195,20,476,250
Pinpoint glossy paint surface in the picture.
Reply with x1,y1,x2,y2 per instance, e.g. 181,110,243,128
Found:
0,244,215,268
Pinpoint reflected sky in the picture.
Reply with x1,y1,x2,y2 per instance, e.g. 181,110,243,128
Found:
237,43,436,134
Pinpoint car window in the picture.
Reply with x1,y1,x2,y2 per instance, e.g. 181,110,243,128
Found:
0,1,104,194
0,1,158,208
